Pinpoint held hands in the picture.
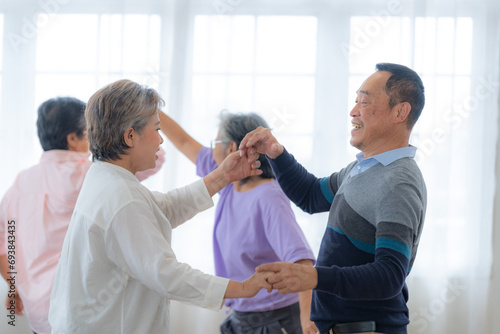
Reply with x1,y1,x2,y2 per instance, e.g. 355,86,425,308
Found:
256,262,318,294
241,271,274,298
205,150,262,197
225,271,273,299
218,150,263,184
239,127,284,160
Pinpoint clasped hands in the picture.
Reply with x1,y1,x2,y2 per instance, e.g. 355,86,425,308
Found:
217,126,283,185
245,262,318,297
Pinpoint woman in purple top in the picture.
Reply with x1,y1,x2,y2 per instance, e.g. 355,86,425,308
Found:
160,111,318,334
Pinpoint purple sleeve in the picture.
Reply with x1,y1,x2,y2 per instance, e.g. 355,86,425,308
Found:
196,147,218,178
260,186,316,265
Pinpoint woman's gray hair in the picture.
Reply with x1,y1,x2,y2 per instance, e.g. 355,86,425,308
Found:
218,110,275,181
86,79,164,161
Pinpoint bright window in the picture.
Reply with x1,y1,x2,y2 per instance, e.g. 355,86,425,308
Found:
190,15,317,165
35,14,161,107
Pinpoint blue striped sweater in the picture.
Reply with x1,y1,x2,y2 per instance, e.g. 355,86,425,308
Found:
268,148,426,334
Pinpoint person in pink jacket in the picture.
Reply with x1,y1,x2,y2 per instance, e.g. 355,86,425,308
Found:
0,96,164,334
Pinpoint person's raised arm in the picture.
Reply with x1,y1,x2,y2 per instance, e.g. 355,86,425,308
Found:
159,111,202,164
240,127,332,214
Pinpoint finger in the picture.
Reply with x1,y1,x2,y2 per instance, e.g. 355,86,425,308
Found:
271,280,288,291
247,147,258,159
247,152,260,164
262,278,272,290
271,143,281,155
256,262,284,273
249,169,263,177
239,128,259,151
264,274,275,293
243,128,266,149
265,273,282,285
252,160,261,169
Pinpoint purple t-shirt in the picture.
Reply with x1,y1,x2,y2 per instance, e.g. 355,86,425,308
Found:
196,147,315,312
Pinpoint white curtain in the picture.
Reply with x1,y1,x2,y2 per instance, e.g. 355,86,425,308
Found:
0,1,499,333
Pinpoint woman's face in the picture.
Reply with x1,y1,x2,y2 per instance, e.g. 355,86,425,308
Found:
212,131,230,165
132,112,164,172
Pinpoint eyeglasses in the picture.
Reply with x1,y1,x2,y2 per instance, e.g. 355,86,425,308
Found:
210,139,224,150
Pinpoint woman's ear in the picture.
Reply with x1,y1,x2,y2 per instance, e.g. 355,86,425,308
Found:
66,132,80,151
226,141,238,154
123,128,136,148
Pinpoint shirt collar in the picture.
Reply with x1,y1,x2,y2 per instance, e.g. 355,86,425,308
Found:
40,149,91,163
355,146,417,166
93,160,139,182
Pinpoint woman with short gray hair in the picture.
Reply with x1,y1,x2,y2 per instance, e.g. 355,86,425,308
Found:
160,110,318,334
48,79,271,334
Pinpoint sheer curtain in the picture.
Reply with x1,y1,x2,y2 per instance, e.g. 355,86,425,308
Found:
167,1,500,333
0,1,499,333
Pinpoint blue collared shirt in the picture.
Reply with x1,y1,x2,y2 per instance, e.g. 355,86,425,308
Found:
349,146,417,178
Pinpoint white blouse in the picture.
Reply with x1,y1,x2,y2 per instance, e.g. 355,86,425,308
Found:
49,161,229,334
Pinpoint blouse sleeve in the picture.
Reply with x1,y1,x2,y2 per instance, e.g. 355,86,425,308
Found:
104,200,228,310
152,179,214,229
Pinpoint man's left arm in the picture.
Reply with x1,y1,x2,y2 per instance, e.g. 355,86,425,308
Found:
314,247,409,300
258,247,408,301
259,178,424,300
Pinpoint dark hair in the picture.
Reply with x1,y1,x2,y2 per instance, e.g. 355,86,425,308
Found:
219,111,275,182
36,97,86,151
86,79,164,161
375,63,425,129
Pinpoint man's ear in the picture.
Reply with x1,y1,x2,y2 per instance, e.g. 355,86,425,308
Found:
66,132,79,151
394,102,411,124
123,128,136,148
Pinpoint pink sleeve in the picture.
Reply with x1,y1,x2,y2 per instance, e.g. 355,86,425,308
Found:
136,147,166,182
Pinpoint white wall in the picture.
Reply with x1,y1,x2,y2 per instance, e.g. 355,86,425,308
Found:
486,64,500,333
